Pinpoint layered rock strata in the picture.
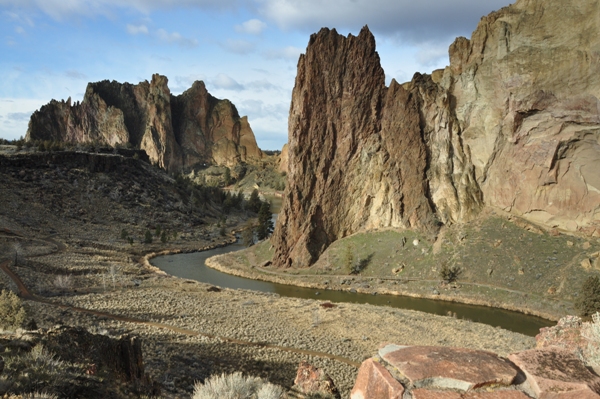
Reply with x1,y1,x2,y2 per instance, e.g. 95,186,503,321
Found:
273,0,600,267
26,75,262,171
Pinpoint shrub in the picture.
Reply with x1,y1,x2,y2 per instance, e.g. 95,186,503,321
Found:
192,372,284,399
576,276,600,317
440,263,462,283
53,275,72,291
161,231,168,243
0,289,27,330
120,229,129,240
1,344,81,395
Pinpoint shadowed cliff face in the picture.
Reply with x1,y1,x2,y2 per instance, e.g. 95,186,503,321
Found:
26,74,262,171
273,0,600,268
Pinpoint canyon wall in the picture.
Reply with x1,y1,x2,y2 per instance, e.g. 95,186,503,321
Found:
26,75,262,171
273,0,600,268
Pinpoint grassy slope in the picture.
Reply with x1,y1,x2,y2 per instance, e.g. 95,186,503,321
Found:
220,210,600,320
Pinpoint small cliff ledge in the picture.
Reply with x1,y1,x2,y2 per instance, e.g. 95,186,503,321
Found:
26,74,263,171
273,0,600,268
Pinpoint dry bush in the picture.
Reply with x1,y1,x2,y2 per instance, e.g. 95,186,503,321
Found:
0,289,26,330
193,372,284,399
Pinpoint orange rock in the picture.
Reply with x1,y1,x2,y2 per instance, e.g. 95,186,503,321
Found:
508,348,600,399
351,358,404,399
379,345,518,391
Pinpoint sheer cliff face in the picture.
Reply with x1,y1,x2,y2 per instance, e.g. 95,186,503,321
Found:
272,27,481,268
26,74,262,171
447,0,600,236
273,0,600,268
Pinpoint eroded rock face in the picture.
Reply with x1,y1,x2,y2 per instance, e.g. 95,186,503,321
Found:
446,0,600,236
272,27,481,268
27,75,262,171
274,0,600,267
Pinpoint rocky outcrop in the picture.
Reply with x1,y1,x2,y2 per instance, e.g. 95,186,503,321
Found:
273,0,600,267
272,27,481,267
446,0,600,237
351,344,600,399
27,75,262,171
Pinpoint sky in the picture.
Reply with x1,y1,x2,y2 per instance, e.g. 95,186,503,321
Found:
0,0,511,151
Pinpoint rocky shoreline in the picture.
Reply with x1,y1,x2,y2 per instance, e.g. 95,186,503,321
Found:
204,245,563,324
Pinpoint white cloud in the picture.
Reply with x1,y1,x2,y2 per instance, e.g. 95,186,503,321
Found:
15,26,25,34
246,79,282,92
257,0,509,44
221,39,256,55
416,42,449,67
126,23,148,35
0,0,240,19
156,28,198,47
262,46,302,61
65,70,88,80
235,19,267,35
0,98,48,140
210,74,244,91
6,111,32,121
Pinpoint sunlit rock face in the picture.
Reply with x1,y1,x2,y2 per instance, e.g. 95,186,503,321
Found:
27,74,262,171
273,0,600,268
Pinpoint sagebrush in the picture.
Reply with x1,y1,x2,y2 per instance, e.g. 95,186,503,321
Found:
193,372,284,399
0,289,26,330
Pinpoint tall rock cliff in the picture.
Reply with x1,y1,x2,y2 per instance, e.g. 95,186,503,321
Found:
272,27,481,268
273,0,600,268
26,74,263,171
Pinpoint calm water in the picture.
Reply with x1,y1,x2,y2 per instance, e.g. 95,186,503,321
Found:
152,241,554,337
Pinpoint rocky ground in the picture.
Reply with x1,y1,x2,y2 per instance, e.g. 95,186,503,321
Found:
0,148,536,398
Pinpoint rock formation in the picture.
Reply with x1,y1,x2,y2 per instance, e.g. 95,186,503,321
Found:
351,344,600,399
26,75,262,171
273,0,600,267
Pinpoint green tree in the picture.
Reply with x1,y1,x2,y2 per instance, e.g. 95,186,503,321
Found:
256,201,274,240
161,231,168,243
576,276,600,317
247,189,262,213
120,229,129,240
155,225,162,237
144,230,153,244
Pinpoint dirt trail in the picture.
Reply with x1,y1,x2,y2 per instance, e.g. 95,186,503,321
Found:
0,258,360,368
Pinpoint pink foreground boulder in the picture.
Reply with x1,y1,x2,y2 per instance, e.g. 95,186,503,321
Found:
508,348,600,398
379,345,518,391
350,358,404,399
410,388,533,398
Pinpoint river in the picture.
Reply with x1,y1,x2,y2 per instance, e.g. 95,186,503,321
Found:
151,241,553,337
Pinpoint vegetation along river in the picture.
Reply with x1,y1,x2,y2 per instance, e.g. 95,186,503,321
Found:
151,239,553,337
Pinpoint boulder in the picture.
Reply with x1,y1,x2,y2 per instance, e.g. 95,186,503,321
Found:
379,345,518,391
350,358,404,399
508,348,600,398
293,361,340,399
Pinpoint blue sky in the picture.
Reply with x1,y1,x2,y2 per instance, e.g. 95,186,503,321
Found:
0,0,510,150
